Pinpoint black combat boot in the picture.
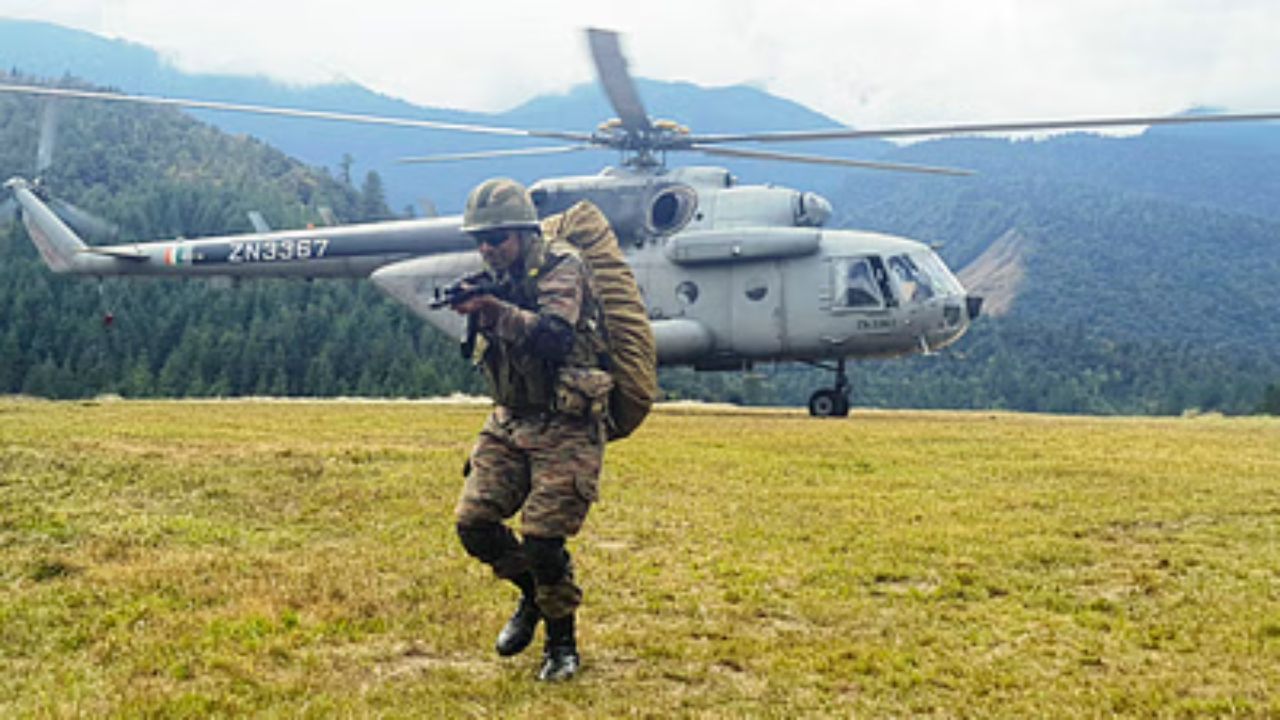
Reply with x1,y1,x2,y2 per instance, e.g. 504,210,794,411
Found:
495,594,541,657
537,614,580,682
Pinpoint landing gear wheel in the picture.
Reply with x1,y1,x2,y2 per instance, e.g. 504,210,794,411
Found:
808,389,849,417
806,357,852,417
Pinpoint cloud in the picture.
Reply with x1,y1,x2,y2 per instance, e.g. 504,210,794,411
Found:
1,0,1277,129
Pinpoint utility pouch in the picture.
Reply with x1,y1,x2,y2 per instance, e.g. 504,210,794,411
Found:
553,366,614,418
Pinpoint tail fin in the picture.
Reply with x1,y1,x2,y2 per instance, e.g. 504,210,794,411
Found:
4,177,88,273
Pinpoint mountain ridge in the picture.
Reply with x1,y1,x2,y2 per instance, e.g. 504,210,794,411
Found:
0,18,886,211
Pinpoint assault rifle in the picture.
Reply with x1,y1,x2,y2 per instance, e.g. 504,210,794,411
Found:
429,271,506,359
427,270,501,310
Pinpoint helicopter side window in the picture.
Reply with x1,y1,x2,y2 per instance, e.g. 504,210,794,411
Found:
889,254,935,302
676,280,699,305
833,258,883,309
868,256,897,307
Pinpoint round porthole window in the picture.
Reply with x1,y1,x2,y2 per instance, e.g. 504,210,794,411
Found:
744,277,768,302
676,280,699,305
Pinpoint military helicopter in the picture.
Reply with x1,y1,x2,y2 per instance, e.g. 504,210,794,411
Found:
4,29,1279,416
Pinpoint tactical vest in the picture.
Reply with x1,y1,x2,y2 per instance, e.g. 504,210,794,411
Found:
475,235,606,411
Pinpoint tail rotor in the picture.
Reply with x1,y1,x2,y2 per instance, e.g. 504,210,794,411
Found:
3,95,119,241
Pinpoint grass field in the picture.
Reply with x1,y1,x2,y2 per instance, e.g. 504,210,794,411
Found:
1,398,1277,718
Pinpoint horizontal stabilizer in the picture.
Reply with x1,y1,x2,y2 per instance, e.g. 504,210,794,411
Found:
82,246,148,261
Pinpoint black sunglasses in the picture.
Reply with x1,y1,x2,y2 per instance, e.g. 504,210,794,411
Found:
472,230,513,247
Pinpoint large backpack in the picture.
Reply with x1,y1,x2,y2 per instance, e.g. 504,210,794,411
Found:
540,201,658,440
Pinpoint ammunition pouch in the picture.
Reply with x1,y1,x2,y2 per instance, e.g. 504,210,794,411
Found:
552,366,614,419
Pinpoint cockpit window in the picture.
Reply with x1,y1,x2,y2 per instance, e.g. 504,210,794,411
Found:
913,251,965,297
887,252,963,302
888,254,934,302
833,257,885,309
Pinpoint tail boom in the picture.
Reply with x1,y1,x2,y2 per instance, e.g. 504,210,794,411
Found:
5,177,98,273
4,177,473,278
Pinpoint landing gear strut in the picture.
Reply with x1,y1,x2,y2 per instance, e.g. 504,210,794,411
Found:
807,358,851,417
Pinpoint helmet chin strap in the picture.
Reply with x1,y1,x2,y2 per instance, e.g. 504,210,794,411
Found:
513,229,540,274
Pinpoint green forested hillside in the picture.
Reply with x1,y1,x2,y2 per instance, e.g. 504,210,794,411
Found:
0,77,481,400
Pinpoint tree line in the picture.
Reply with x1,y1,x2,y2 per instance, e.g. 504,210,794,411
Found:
1,76,1277,413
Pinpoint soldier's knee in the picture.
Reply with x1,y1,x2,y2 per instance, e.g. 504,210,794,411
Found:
457,521,514,564
458,522,530,580
524,535,570,585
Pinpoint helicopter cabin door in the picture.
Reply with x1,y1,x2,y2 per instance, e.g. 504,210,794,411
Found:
731,261,786,357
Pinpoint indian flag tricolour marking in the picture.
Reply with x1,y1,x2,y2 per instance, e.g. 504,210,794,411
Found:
163,245,189,266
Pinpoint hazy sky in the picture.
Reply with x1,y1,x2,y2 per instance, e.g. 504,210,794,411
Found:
1,0,1277,130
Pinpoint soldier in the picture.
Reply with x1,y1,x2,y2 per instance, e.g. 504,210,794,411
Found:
451,178,613,682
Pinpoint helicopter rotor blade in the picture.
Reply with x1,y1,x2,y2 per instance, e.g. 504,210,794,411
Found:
688,111,1280,145
36,99,59,175
246,210,271,233
397,144,597,164
586,28,653,134
693,145,974,176
49,198,121,241
0,82,594,144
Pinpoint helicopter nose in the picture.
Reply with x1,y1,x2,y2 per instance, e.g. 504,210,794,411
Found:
966,295,984,320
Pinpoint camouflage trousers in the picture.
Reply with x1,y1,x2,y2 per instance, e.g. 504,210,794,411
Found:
455,409,604,617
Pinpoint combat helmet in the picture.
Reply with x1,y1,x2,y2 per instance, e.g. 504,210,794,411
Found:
462,178,540,234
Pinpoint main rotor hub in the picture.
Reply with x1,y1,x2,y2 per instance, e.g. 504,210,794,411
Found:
593,117,692,168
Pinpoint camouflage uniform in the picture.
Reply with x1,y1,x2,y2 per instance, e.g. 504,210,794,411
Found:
454,234,610,621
